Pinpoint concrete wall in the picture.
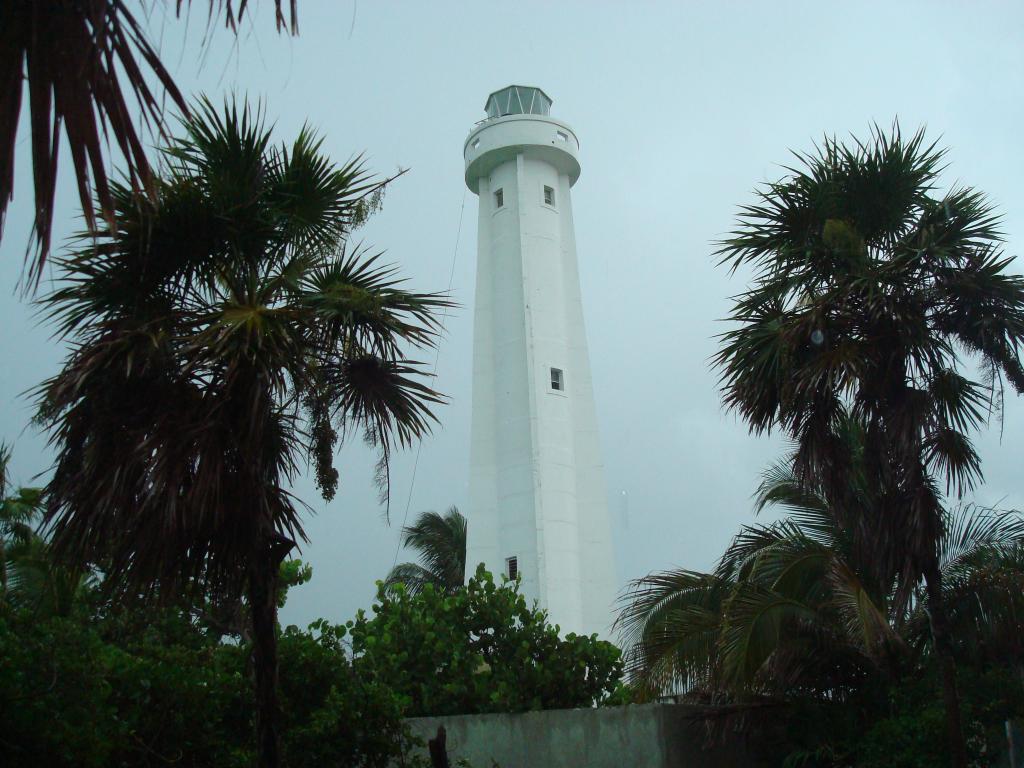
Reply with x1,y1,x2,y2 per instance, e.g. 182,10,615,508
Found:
405,704,760,768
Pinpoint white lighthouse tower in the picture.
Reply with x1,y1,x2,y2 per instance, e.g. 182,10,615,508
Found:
463,85,616,638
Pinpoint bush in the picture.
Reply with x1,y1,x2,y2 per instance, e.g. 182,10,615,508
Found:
0,607,250,768
277,620,410,768
0,606,410,767
0,565,623,764
767,663,1024,767
854,665,1024,768
350,564,623,717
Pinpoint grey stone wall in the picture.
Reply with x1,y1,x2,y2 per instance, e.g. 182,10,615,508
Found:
404,703,760,768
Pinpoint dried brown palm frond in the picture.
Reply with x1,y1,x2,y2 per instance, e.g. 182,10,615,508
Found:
1,0,298,289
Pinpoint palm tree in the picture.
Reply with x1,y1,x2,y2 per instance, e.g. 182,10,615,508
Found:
713,125,1024,766
0,445,42,600
617,444,902,701
384,506,467,596
1,445,94,616
907,505,1024,674
617,464,1024,712
36,98,450,768
1,0,298,286
5,533,97,617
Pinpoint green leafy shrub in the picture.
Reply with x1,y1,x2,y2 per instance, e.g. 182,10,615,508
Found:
0,605,410,767
767,664,1024,767
277,619,410,768
0,607,250,768
350,564,623,717
854,666,1024,768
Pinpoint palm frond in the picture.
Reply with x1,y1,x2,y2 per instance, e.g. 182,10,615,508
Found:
329,356,443,452
382,561,440,598
615,568,730,695
718,581,816,688
2,1,300,287
6,534,94,616
939,503,1024,575
302,244,454,357
269,136,386,255
398,506,466,590
2,0,184,285
922,427,982,495
826,558,902,660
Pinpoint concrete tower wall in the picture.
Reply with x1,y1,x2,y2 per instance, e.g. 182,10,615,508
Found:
464,103,616,637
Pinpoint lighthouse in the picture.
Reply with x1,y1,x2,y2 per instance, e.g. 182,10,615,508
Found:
463,86,616,638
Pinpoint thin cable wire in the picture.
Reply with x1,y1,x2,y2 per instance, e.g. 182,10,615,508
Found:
390,190,467,570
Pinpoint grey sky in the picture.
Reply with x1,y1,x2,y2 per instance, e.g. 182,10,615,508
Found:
2,1,1023,629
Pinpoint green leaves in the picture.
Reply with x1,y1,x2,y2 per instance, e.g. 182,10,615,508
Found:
615,568,730,696
271,133,380,255
352,565,622,717
718,581,816,686
0,602,412,768
302,244,451,355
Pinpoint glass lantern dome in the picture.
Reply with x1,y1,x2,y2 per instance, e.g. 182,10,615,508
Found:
484,85,552,119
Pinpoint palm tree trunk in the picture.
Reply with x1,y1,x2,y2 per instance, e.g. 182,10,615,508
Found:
923,558,968,768
248,535,293,768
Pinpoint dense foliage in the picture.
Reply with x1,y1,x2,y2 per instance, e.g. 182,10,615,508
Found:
0,603,411,768
772,665,1024,767
353,565,623,716
1,482,621,766
0,570,623,766
0,455,411,767
618,438,1024,765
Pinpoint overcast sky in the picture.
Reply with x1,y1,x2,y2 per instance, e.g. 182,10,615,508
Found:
2,1,1023,629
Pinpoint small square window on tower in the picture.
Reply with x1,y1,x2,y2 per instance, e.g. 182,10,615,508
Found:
550,367,564,391
494,188,504,208
505,556,518,581
543,185,555,206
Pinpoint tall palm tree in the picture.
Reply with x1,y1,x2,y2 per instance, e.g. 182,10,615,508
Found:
384,506,467,596
713,125,1024,766
36,98,450,768
1,0,298,285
